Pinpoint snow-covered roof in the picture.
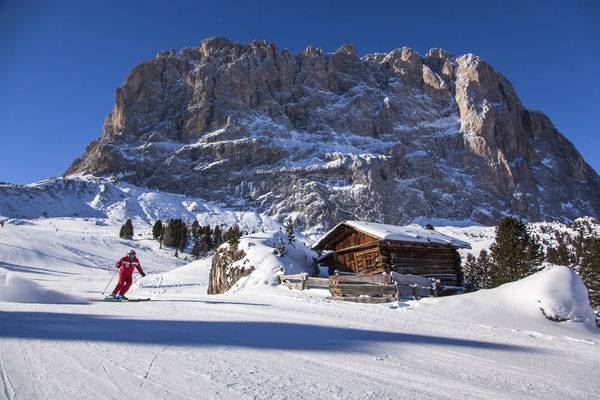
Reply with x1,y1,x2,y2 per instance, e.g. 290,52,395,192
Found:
313,220,471,250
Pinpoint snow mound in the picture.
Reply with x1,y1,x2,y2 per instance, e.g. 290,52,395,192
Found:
0,273,87,304
5,218,35,226
229,231,317,291
421,266,595,328
533,266,595,322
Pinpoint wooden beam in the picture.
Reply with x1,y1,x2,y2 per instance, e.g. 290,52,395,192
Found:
329,274,392,285
331,295,396,304
332,241,381,255
329,284,397,297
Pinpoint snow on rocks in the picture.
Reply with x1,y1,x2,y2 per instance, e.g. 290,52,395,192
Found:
0,176,280,234
209,231,317,294
0,272,87,304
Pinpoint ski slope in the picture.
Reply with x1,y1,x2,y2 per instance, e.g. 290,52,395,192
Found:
0,216,598,400
0,177,599,400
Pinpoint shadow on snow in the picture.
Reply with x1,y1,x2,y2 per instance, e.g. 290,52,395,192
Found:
0,311,537,353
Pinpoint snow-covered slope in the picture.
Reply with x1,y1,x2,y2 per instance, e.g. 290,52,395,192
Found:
419,266,596,331
0,175,280,233
1,178,599,399
0,215,598,399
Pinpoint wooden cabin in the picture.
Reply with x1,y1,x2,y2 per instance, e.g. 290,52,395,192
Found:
312,221,471,286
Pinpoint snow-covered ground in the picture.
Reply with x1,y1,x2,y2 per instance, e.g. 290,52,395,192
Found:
0,214,598,400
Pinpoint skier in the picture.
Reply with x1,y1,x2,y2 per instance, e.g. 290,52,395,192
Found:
109,250,146,300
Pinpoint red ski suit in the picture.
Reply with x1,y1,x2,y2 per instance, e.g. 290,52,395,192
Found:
112,256,145,296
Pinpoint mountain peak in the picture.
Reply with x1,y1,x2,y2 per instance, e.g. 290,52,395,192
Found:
65,37,600,230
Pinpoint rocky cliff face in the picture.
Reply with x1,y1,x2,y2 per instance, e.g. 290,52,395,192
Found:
67,37,600,232
208,245,251,294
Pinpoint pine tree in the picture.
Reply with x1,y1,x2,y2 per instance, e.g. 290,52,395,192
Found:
574,231,585,264
462,253,479,291
224,224,241,249
580,238,600,311
285,217,295,244
213,225,223,248
178,223,188,252
191,239,201,259
202,231,213,253
162,219,188,250
152,220,163,239
191,220,200,239
124,219,134,239
489,217,542,287
277,237,287,257
119,219,134,240
546,246,559,264
546,233,571,265
463,250,492,291
555,242,571,265
424,223,434,230
476,250,492,289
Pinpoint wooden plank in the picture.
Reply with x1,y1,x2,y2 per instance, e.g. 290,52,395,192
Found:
390,264,457,270
331,295,396,304
329,274,392,285
329,284,396,297
390,259,458,265
390,255,457,261
333,241,379,255
278,273,307,282
391,271,457,276
305,277,329,288
365,267,386,275
420,273,458,278
389,249,456,256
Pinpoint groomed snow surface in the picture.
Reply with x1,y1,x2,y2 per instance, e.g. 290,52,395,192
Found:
1,218,599,398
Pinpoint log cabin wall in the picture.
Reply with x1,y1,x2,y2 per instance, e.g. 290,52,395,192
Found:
318,226,464,284
379,243,463,286
333,230,378,251
333,245,383,274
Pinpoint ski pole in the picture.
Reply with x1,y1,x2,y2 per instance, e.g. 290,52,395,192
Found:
102,268,118,295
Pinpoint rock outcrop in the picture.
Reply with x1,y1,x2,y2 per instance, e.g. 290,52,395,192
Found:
207,245,252,294
66,37,600,231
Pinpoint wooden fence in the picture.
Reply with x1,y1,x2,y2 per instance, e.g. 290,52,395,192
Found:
278,270,442,303
329,273,396,303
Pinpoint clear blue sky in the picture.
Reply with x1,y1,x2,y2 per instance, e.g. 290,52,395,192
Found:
1,0,598,184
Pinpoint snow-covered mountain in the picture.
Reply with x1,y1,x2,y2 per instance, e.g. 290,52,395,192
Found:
0,176,280,234
64,37,600,232
3,38,600,400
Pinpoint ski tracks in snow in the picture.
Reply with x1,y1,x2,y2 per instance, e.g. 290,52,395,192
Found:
0,343,16,400
140,345,171,388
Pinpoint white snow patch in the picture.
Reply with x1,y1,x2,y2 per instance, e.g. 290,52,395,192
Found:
229,231,317,291
0,272,86,304
420,266,596,329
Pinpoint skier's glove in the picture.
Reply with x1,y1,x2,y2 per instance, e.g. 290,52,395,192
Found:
141,272,146,277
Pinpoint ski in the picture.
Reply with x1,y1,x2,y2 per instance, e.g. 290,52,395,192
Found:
103,297,151,302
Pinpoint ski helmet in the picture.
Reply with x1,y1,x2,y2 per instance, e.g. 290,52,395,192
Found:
128,249,136,256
